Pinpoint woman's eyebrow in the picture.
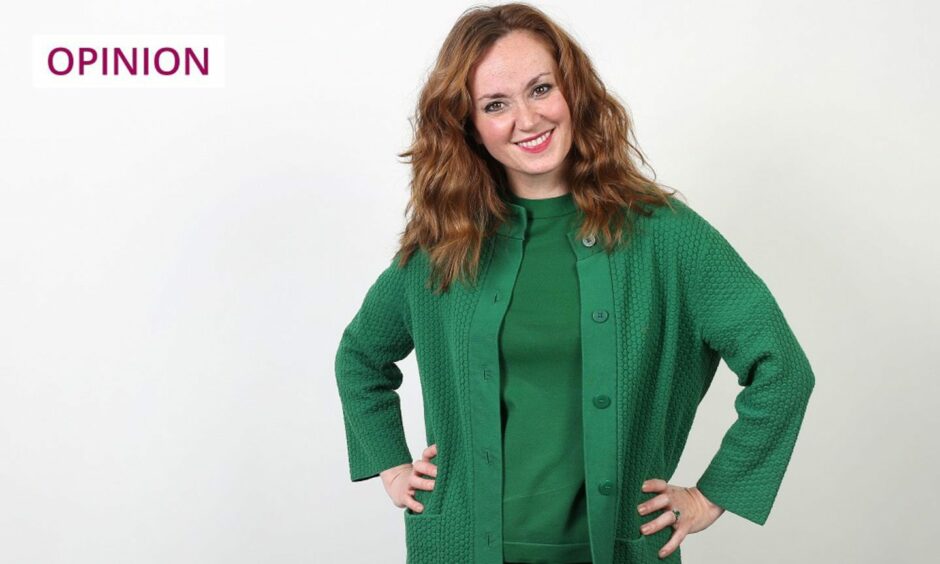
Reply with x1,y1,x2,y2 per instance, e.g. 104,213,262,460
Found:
477,71,551,101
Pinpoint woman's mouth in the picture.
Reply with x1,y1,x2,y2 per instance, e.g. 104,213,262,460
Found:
514,128,554,153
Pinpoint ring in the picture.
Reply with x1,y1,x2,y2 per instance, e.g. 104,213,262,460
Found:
672,509,681,525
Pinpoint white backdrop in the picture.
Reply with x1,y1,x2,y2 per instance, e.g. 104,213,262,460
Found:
1,1,937,563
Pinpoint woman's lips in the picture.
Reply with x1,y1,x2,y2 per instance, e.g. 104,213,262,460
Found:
515,128,554,153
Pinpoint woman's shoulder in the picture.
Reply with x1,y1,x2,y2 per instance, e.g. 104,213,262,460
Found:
384,244,437,296
392,244,431,275
632,194,715,242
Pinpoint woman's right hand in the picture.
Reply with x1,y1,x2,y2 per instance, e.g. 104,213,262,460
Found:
380,443,438,513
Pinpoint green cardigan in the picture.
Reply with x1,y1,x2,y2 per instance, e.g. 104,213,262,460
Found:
334,196,815,564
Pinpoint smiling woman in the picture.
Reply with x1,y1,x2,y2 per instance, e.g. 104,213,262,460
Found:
468,30,573,196
334,3,815,564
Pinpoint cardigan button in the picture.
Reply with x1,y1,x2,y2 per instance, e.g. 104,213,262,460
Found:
582,234,596,247
592,310,609,323
598,480,615,495
593,395,611,409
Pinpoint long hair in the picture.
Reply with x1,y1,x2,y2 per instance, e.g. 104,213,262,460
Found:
396,2,680,293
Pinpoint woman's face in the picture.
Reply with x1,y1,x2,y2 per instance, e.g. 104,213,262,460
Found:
469,30,573,193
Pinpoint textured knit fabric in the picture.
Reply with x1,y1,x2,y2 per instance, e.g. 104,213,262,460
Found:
499,191,590,563
334,195,815,564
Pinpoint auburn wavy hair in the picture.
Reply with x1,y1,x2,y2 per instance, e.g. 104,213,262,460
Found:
396,2,681,293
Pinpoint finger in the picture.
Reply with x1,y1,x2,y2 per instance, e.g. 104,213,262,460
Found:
637,492,670,516
656,527,688,559
405,496,425,514
409,473,436,491
426,444,438,459
414,460,438,478
642,478,668,492
640,508,679,536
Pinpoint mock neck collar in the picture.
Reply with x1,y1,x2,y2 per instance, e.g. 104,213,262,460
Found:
495,195,604,260
497,190,590,245
506,191,578,219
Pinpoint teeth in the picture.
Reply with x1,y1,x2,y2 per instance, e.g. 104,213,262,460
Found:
516,130,551,148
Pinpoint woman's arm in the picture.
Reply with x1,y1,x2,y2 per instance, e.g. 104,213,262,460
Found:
685,209,816,526
334,254,415,482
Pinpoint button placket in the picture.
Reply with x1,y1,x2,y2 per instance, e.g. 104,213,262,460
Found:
568,225,618,564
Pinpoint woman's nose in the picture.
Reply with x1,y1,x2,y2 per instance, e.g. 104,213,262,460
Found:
516,100,539,129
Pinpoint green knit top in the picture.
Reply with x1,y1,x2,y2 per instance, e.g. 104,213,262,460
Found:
334,194,816,564
499,191,591,563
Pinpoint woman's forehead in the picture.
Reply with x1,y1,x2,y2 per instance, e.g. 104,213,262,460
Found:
470,33,557,94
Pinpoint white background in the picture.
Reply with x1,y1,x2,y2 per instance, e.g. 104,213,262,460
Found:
1,1,937,562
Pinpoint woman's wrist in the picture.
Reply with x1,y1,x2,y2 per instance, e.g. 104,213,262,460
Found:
380,462,412,484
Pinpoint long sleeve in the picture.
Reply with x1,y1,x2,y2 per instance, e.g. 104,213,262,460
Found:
687,214,815,526
335,254,415,482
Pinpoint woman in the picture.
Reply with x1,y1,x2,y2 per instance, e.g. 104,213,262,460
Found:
334,3,815,563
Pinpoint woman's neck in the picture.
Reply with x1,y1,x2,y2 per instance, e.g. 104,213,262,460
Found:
506,178,569,199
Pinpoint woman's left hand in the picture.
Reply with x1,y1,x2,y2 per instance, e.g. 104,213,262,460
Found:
637,479,725,559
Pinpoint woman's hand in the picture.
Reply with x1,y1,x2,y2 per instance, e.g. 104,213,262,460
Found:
637,478,725,559
380,444,438,513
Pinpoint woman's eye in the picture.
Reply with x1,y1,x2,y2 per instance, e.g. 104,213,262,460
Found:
484,101,504,113
534,83,552,96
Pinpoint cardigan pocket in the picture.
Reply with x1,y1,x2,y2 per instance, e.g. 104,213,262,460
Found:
614,526,682,563
403,510,444,563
